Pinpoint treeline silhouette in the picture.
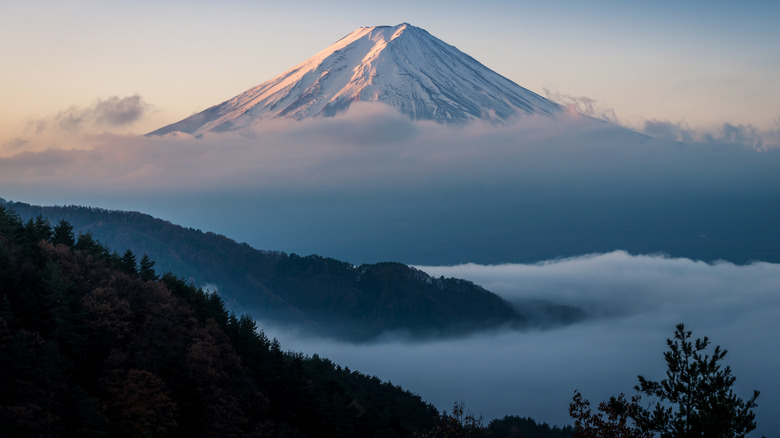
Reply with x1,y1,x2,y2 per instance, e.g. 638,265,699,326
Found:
0,205,574,437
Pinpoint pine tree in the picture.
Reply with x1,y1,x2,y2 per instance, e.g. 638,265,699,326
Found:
138,254,158,281
633,324,759,437
51,220,75,248
120,250,137,276
74,231,109,258
33,215,52,242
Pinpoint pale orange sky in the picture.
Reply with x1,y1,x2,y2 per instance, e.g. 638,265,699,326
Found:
1,0,778,151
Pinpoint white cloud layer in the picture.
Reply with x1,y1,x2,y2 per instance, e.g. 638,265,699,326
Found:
2,102,778,193
265,252,780,435
2,102,779,265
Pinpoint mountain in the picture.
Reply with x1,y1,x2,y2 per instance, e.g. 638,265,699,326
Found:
149,23,561,136
2,199,558,341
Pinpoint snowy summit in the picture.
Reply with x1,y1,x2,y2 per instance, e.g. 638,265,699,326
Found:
149,23,561,136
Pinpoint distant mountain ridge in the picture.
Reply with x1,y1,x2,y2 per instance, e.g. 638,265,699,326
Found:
3,198,542,341
149,23,561,136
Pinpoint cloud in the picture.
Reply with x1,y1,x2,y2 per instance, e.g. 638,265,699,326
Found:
642,120,779,150
543,89,780,149
543,88,619,123
1,137,29,152
641,119,694,143
416,251,780,323
4,101,777,194
261,252,780,435
92,94,150,127
6,95,150,154
0,95,153,157
41,94,150,133
703,122,765,150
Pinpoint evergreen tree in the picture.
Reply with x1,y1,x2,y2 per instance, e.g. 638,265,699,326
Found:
119,250,137,276
0,205,20,236
138,254,158,281
571,325,760,438
51,220,75,248
33,215,52,242
74,231,108,258
633,324,759,437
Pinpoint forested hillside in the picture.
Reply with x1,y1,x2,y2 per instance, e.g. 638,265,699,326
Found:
0,204,577,437
3,199,527,341
0,204,440,436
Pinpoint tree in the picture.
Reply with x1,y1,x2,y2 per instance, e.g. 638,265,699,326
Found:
32,215,52,242
569,391,649,438
571,324,759,438
488,414,575,438
138,254,158,281
633,324,759,437
420,402,485,438
103,369,177,438
119,250,137,276
51,220,75,248
74,231,109,258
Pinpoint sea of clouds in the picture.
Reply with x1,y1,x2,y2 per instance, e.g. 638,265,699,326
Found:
264,251,780,435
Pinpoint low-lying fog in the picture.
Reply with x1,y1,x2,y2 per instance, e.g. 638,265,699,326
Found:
263,251,779,435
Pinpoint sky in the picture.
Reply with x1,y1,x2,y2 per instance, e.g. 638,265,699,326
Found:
1,0,779,152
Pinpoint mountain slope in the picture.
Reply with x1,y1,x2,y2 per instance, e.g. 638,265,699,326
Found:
3,199,527,341
0,205,441,436
149,23,560,136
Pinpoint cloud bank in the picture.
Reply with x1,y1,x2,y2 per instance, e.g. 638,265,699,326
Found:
265,252,780,435
1,102,779,264
2,102,778,193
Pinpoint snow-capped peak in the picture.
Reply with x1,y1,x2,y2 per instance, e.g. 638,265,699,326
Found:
149,23,561,136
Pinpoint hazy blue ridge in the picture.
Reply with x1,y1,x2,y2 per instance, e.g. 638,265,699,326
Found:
2,198,558,341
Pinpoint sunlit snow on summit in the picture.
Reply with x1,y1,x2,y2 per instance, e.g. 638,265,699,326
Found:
149,23,561,136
